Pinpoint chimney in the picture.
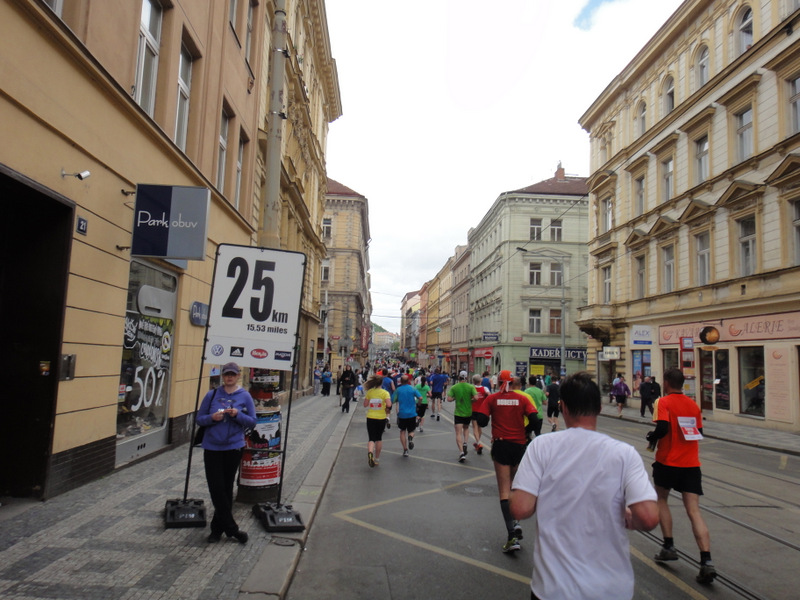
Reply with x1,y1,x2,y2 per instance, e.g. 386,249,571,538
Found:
555,161,565,180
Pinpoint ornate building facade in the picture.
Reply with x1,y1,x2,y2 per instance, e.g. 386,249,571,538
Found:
578,0,800,431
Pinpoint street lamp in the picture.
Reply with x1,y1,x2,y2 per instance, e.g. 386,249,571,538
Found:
517,248,567,378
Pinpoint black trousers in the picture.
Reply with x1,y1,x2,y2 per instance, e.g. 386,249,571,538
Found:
204,448,243,535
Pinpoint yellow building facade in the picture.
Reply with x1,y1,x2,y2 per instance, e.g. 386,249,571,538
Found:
0,0,339,498
578,0,800,432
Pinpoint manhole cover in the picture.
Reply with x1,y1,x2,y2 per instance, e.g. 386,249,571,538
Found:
272,537,295,547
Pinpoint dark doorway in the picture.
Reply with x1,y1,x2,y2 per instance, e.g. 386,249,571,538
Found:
0,169,72,497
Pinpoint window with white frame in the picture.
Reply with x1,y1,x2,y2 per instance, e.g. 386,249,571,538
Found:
695,231,710,286
790,74,800,135
664,76,675,115
634,255,646,299
695,136,709,183
175,45,192,151
245,1,255,64
549,309,562,335
600,197,613,233
662,245,675,293
217,109,230,189
634,175,645,216
601,266,612,304
736,107,753,161
321,259,331,282
793,200,800,266
234,133,246,209
738,216,757,276
550,262,563,287
135,0,162,116
229,0,238,30
738,7,753,56
528,309,542,334
530,218,542,240
697,45,709,88
322,218,332,238
550,219,562,242
637,102,647,137
529,262,542,285
661,157,674,202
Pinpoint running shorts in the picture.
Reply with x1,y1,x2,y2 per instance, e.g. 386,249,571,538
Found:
652,462,704,495
490,439,527,467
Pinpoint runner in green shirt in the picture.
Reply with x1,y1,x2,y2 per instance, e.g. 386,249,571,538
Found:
447,371,476,462
524,375,546,438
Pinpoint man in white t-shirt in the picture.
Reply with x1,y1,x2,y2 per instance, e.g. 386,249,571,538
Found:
510,371,659,600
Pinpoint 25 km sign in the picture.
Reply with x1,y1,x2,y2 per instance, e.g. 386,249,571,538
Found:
205,244,306,371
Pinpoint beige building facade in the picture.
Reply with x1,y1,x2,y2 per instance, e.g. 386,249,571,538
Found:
578,0,800,431
469,166,589,379
0,0,340,498
321,178,371,374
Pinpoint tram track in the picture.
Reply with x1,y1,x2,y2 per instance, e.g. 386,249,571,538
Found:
639,530,774,600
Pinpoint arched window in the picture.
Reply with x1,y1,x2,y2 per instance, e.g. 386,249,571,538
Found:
696,45,709,88
738,7,753,55
663,76,675,115
637,101,647,137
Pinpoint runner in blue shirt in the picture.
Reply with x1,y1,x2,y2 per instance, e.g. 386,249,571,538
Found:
391,375,422,457
429,369,449,421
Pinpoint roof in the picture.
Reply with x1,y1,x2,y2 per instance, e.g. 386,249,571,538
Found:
509,175,589,196
326,177,365,198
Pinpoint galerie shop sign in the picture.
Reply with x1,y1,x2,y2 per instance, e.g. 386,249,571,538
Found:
131,184,210,260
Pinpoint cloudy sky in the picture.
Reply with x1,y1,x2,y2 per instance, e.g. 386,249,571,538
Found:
324,0,685,333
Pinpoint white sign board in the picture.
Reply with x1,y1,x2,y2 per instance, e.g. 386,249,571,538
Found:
205,244,306,370
603,346,621,360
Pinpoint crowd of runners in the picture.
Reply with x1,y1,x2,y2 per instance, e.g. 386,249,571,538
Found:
319,361,716,598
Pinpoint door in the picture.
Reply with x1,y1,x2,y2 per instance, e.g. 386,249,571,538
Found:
0,171,72,497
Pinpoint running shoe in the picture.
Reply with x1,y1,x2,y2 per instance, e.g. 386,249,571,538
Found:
403,449,409,458
458,452,466,463
474,442,483,455
419,427,423,433
462,443,467,456
408,439,415,450
385,420,391,430
551,423,557,432
653,546,678,561
696,562,717,584
368,452,375,468
437,415,440,421
513,522,523,540
502,538,521,553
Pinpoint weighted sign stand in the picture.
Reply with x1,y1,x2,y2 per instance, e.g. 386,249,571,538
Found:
164,369,209,528
252,353,305,532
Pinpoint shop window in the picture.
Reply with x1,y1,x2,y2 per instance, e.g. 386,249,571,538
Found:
663,348,679,372
714,349,730,410
739,346,764,416
118,261,177,441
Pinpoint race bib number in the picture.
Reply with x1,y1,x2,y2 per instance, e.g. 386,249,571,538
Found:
677,416,703,441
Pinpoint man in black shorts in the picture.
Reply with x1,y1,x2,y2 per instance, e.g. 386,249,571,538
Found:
545,376,561,432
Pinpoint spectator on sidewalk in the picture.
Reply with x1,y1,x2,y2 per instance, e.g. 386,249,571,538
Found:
648,368,717,584
639,375,660,417
339,365,357,413
196,362,257,545
320,365,332,397
612,375,631,417
510,371,658,600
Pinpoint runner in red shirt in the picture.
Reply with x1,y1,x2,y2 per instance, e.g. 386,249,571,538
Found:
647,367,716,584
474,371,537,553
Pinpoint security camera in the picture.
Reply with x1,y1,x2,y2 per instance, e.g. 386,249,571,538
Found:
76,170,91,180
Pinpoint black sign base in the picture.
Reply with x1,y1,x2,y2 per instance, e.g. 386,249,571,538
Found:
252,502,305,532
164,498,207,528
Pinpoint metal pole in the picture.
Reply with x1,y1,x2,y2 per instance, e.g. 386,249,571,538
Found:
258,0,287,249
560,258,566,378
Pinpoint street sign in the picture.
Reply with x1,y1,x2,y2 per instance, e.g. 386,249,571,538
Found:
205,244,306,371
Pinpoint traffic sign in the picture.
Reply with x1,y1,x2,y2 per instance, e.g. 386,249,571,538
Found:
205,244,306,370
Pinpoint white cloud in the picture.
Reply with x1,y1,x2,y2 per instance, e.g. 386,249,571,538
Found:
325,0,684,333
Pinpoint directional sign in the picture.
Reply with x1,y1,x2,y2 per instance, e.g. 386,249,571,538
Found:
205,244,306,370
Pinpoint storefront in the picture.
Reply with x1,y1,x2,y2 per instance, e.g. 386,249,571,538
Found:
657,311,799,430
528,347,588,381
